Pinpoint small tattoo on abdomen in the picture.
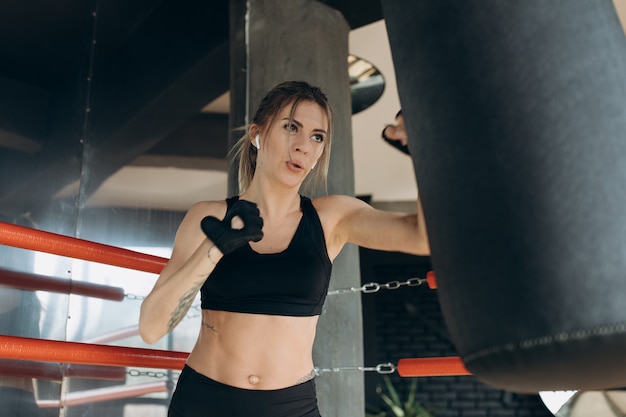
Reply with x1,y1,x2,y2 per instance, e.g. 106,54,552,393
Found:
201,319,218,333
296,369,316,384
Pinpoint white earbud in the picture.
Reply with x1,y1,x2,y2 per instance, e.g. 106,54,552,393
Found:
311,160,318,170
255,135,261,150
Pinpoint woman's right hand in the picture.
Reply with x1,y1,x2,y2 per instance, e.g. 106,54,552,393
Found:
200,200,264,255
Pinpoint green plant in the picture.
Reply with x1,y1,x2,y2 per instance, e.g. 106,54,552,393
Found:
366,376,434,417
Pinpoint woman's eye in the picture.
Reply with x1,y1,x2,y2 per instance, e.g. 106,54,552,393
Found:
311,134,324,143
284,123,297,133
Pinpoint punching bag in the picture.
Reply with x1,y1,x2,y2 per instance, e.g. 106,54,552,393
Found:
381,0,626,392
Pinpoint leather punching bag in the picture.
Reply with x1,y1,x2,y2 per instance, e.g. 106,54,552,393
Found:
381,0,626,392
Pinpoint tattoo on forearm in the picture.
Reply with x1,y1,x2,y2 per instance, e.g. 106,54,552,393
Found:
167,281,203,332
201,319,218,333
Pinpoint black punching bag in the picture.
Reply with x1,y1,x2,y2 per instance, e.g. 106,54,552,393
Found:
381,0,626,392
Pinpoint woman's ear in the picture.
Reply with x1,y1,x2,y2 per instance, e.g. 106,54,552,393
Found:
249,125,261,149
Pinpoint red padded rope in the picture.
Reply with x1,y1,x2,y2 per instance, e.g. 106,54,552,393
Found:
0,335,188,370
426,271,437,289
0,223,466,380
0,222,168,274
0,336,472,378
398,357,471,377
37,381,169,408
0,358,126,380
0,267,125,301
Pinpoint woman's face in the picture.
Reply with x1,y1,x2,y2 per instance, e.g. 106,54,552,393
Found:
254,100,328,188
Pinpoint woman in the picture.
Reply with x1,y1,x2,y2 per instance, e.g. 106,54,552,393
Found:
139,81,430,416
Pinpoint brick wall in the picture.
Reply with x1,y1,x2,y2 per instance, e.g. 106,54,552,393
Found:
359,248,553,417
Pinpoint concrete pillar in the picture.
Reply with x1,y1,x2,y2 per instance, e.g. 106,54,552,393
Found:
229,0,363,414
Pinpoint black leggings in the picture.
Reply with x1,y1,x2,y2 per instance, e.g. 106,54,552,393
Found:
168,365,322,417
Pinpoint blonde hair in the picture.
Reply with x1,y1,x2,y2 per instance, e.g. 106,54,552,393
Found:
230,81,334,195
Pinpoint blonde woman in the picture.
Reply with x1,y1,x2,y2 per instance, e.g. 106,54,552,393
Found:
139,81,429,416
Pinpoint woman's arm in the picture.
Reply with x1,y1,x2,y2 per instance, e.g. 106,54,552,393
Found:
317,195,430,260
139,202,224,344
325,109,428,256
139,199,263,344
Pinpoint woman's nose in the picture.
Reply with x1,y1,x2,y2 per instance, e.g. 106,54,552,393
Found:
292,133,310,153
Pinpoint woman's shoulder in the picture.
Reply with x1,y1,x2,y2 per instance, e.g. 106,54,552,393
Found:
171,199,229,247
311,194,370,223
310,194,373,260
183,199,229,225
312,194,368,210
188,199,227,212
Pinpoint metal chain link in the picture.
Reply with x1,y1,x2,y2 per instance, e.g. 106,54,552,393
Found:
181,303,200,320
125,294,203,320
126,365,395,380
327,277,427,295
125,293,203,317
125,280,414,379
314,362,396,376
125,293,145,301
127,277,427,299
127,369,172,379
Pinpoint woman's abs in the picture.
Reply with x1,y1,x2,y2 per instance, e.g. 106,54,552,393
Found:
185,310,318,390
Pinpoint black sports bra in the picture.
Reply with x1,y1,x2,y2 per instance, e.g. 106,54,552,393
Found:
200,195,332,316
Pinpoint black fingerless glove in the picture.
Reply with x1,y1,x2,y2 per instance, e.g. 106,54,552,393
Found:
381,126,411,155
381,109,410,155
200,200,264,255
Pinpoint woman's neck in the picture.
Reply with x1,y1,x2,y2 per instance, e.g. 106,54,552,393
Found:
240,183,301,221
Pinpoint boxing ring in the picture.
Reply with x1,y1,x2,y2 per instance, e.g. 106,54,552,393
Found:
0,221,469,408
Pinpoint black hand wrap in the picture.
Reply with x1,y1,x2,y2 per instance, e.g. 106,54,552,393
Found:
200,200,264,255
381,126,410,155
381,109,410,155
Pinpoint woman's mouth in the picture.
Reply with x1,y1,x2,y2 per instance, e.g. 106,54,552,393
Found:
287,161,304,172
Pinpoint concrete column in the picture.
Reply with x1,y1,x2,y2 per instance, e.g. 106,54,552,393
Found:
229,0,363,414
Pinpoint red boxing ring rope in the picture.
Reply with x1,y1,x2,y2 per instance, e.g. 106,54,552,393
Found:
398,357,471,377
426,270,437,289
0,267,125,301
0,336,188,370
37,381,169,408
1,336,472,379
0,221,168,274
0,222,467,381
0,358,126,381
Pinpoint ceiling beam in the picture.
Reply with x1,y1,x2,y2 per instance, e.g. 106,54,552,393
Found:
0,0,230,217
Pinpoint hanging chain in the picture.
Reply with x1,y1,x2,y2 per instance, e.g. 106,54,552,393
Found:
327,277,427,296
315,362,396,376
